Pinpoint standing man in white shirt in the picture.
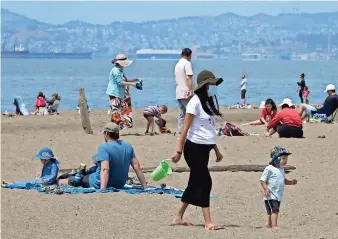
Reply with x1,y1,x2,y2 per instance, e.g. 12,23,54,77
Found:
241,74,247,106
175,48,194,134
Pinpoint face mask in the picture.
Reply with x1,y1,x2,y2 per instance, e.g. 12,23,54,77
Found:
208,85,218,97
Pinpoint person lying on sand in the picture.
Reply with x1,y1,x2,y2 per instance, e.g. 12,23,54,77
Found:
260,146,297,230
143,105,168,135
58,123,147,190
242,98,277,127
265,99,303,138
298,84,338,122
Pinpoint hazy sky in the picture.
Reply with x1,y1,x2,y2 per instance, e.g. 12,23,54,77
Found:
2,1,338,24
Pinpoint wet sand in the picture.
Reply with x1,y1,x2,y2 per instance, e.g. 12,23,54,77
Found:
1,108,338,239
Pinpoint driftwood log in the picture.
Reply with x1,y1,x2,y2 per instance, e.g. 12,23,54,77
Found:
59,165,296,174
78,88,93,134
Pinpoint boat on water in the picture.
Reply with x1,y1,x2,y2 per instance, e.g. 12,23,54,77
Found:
136,49,181,60
242,53,261,61
136,49,216,60
1,43,92,59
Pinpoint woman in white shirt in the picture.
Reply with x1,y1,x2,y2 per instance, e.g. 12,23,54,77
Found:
172,70,224,230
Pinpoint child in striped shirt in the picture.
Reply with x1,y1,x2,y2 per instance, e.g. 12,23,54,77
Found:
143,105,168,135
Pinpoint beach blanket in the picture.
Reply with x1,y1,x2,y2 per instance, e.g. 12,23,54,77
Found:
3,180,216,199
3,179,184,196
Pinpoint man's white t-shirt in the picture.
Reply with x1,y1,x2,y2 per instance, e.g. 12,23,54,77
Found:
175,58,193,100
186,95,217,145
241,78,247,90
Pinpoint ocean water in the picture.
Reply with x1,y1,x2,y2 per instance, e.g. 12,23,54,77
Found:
1,59,338,111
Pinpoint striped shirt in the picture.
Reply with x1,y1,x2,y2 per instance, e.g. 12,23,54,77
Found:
144,106,161,117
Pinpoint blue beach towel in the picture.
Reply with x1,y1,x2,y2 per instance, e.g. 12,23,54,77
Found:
4,179,183,195
3,180,216,198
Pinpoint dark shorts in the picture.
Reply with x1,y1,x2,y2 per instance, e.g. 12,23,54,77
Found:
277,125,303,138
68,174,90,188
265,200,281,215
143,113,154,119
241,89,246,99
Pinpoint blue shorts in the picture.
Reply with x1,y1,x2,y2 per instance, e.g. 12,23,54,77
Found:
304,105,317,116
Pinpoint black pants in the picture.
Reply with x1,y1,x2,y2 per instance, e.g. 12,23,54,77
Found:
181,140,215,208
299,90,304,103
277,125,303,138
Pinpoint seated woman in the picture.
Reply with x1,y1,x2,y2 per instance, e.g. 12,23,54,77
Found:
31,92,47,115
265,98,303,138
47,93,61,114
242,99,277,126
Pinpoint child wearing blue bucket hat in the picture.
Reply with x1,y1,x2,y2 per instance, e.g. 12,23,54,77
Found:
260,146,297,230
34,147,60,185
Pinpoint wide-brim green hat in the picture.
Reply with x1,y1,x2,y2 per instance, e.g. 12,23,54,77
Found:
194,70,224,92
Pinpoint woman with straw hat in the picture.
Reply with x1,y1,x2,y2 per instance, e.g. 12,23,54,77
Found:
107,54,142,129
171,70,224,230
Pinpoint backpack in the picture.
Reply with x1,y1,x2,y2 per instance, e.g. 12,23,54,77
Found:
220,122,248,136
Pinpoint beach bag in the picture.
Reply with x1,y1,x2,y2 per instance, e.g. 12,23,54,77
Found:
312,113,329,123
220,122,247,136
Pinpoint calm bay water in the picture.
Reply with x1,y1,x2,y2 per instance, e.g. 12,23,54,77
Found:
1,59,338,111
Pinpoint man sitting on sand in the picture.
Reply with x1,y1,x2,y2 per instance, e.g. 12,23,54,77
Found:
298,84,338,121
58,123,147,190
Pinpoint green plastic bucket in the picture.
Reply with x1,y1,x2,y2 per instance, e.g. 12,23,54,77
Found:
151,160,173,181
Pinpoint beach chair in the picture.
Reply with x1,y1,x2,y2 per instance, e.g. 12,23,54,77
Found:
328,109,337,123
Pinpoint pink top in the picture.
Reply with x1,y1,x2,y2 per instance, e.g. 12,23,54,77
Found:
303,90,310,98
35,96,46,108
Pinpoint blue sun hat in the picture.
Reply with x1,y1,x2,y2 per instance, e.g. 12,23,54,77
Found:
270,146,291,165
34,147,59,164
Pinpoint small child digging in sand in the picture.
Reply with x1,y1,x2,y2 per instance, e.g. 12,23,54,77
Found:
143,105,167,135
260,146,297,230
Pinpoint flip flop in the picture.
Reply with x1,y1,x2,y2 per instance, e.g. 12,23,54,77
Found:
205,225,223,231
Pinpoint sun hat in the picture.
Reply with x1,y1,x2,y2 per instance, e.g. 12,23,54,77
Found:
279,98,294,107
113,54,133,68
34,147,59,164
194,70,224,92
103,122,119,134
270,146,291,165
324,84,335,92
35,147,55,159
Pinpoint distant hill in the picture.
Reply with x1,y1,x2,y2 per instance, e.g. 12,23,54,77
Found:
1,8,338,55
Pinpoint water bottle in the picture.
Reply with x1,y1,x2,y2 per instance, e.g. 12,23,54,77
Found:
74,171,82,184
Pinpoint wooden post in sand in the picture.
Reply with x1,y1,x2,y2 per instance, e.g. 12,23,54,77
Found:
78,88,93,134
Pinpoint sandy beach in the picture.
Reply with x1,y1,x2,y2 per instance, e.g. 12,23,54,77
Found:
1,108,338,239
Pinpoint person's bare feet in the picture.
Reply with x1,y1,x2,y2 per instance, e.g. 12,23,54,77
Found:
265,223,271,228
172,218,192,226
272,226,279,230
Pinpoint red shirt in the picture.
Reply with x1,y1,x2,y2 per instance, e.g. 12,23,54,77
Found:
267,108,302,129
260,108,277,122
35,96,46,108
